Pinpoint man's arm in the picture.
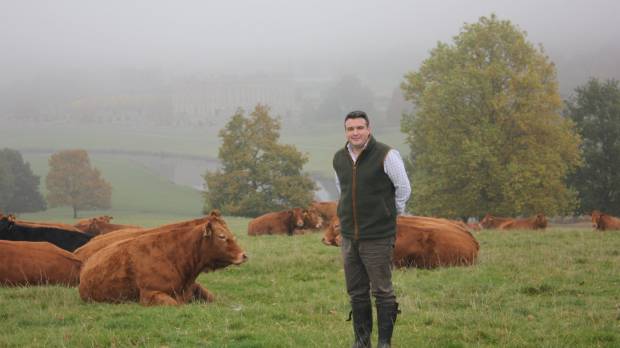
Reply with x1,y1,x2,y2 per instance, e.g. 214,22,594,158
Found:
384,149,411,215
334,172,341,195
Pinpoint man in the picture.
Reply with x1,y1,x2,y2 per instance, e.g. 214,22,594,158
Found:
333,111,411,348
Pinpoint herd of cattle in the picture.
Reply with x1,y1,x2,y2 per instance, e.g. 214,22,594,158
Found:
0,202,618,306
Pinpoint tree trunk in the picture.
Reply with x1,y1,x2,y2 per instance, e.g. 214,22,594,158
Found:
73,206,78,219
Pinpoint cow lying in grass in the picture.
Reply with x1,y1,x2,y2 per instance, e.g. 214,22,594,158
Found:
247,208,306,236
0,240,81,286
480,213,512,229
591,210,620,231
496,214,548,230
0,215,93,252
322,215,479,269
79,211,247,306
74,213,226,262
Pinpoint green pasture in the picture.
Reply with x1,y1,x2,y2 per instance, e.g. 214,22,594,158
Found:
0,226,619,347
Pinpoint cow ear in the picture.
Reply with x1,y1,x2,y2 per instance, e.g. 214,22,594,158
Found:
209,209,221,218
203,223,212,239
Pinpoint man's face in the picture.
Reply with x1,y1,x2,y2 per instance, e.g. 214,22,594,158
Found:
345,117,371,149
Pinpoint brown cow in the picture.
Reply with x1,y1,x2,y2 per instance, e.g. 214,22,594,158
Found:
15,219,84,233
293,208,325,235
74,214,219,262
321,216,342,246
247,208,305,236
73,227,145,262
0,240,82,286
591,211,620,231
322,215,479,268
395,216,479,268
304,208,324,229
310,201,338,222
74,215,113,232
79,211,247,306
82,219,143,236
480,213,513,229
497,214,548,230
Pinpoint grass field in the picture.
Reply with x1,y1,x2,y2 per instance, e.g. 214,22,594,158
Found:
1,224,619,347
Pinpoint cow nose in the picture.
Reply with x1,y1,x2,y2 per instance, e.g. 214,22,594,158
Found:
242,253,248,261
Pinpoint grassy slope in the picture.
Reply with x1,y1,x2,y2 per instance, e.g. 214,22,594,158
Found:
20,154,203,225
0,227,618,347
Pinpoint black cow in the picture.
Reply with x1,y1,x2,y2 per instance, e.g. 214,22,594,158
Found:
0,216,94,252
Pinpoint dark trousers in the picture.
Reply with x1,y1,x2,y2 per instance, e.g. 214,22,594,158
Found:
341,236,396,306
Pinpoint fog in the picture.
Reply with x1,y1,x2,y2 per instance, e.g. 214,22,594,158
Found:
1,0,619,127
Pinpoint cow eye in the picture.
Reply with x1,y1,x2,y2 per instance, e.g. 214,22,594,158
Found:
218,233,226,240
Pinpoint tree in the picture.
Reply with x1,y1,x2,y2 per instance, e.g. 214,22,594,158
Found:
566,78,620,215
46,149,112,218
401,14,581,219
204,104,316,217
0,148,46,214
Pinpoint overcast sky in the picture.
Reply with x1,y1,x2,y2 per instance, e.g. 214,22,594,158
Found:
1,0,619,92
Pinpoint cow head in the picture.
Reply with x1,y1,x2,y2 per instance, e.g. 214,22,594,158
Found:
80,216,114,235
201,210,247,272
290,208,305,228
0,214,15,232
534,213,548,229
321,217,342,246
480,213,494,229
303,208,324,229
591,210,603,229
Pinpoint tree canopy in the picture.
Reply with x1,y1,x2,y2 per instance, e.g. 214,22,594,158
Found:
46,149,112,218
0,148,46,214
566,78,620,215
401,14,581,219
204,104,316,217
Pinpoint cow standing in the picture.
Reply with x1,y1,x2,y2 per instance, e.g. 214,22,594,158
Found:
79,211,247,306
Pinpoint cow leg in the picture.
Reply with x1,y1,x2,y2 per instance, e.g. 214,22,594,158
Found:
184,283,215,303
139,289,179,306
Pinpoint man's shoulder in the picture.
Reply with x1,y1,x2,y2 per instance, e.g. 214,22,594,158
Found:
373,140,393,157
333,146,348,158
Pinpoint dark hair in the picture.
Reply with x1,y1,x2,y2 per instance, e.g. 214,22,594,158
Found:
344,110,369,127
